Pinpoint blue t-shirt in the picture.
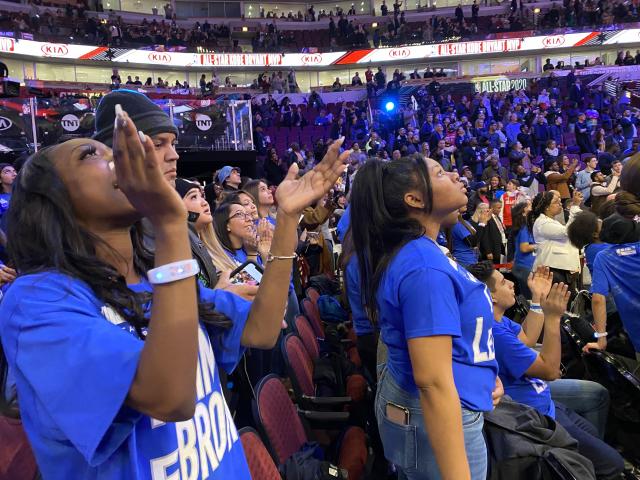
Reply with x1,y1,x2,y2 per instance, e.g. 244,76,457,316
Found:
345,256,377,336
336,204,351,243
514,227,535,270
0,192,10,218
451,222,478,266
493,316,555,418
0,272,252,480
591,242,640,352
584,242,609,274
0,192,10,256
376,237,498,412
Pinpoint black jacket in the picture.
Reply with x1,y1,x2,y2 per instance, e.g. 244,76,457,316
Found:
485,398,596,480
479,216,505,263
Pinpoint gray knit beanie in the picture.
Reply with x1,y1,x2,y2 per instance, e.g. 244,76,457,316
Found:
93,89,178,146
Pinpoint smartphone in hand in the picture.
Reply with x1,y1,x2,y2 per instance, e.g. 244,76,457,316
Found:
229,261,264,285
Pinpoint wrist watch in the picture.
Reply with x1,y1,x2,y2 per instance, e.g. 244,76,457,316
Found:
593,331,608,339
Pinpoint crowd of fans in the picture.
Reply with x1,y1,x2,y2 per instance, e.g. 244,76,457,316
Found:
0,52,640,479
0,82,639,479
3,0,640,53
2,0,640,476
1,2,234,51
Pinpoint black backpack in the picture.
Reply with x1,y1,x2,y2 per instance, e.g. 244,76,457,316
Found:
279,443,348,480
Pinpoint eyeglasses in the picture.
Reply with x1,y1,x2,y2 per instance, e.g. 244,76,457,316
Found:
228,211,252,222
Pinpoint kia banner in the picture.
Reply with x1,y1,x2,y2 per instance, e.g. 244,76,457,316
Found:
1,29,639,67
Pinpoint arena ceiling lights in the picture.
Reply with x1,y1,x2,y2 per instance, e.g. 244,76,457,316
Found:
0,29,638,68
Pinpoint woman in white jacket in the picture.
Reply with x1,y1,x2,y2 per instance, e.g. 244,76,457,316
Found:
528,189,583,288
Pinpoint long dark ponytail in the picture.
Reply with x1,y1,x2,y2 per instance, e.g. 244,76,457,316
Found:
350,157,433,325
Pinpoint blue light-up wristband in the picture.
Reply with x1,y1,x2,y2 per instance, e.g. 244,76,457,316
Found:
147,259,200,285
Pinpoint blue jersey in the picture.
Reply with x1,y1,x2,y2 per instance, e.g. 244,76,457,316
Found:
451,222,478,267
514,227,535,270
493,317,555,418
0,272,252,480
376,237,498,412
584,242,609,274
591,242,640,352
345,256,377,336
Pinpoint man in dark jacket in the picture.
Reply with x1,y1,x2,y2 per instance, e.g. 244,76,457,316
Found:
532,116,551,156
575,112,595,154
479,200,506,264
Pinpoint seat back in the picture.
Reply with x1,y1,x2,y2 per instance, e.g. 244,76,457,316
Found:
254,375,308,465
294,315,320,360
301,298,325,338
239,427,281,480
306,286,321,305
282,333,316,398
0,416,38,480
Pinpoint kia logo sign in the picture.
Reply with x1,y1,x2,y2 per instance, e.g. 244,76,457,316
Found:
40,43,69,57
301,53,322,65
542,36,565,48
388,48,410,58
195,113,212,131
0,117,12,131
148,52,172,63
61,114,80,132
0,37,15,53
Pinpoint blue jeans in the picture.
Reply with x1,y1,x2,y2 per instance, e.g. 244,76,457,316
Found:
555,402,624,479
375,369,487,480
549,378,609,439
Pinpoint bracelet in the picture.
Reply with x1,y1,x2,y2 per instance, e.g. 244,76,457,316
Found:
148,259,200,285
265,252,297,263
529,302,542,308
593,331,608,339
529,304,543,314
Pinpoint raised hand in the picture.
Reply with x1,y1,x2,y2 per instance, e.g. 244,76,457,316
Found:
112,105,186,224
541,282,571,318
479,208,492,224
256,218,273,260
275,137,350,216
572,190,583,206
527,265,553,303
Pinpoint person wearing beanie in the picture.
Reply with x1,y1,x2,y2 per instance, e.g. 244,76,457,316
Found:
93,90,179,187
216,166,241,191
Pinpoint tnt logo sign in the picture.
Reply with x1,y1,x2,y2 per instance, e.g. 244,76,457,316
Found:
148,52,172,63
195,114,212,131
61,114,80,132
542,36,565,48
0,37,15,53
388,48,410,58
0,117,12,131
41,44,69,57
301,53,322,65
